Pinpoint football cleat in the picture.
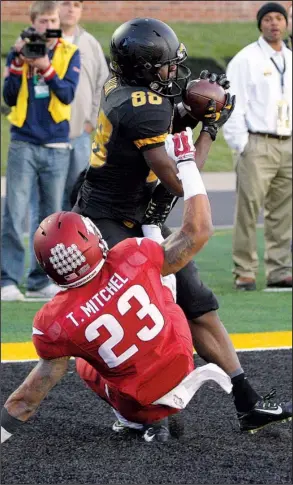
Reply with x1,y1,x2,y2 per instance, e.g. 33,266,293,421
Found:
168,413,185,438
112,419,143,434
143,418,170,443
112,420,128,433
238,389,292,434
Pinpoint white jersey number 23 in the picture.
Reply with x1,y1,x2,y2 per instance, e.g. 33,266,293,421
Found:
85,284,164,368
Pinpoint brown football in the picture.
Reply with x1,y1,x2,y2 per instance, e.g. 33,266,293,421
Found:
183,78,227,121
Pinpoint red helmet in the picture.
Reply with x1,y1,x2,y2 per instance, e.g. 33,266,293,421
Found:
34,212,108,289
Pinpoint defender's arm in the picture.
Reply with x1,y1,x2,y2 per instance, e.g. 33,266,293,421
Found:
1,356,70,442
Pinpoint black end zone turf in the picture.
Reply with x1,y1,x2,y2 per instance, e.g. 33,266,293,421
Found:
1,350,292,484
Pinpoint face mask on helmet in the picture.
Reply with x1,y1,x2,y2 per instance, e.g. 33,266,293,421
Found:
34,212,109,289
147,43,191,97
110,18,191,97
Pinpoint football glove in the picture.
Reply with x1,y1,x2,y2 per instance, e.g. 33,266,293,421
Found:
199,69,231,90
201,93,236,141
165,127,195,164
142,182,178,228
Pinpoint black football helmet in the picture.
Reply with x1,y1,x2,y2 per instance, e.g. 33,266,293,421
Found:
110,18,190,97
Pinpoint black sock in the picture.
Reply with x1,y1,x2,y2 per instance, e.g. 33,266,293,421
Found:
231,373,260,413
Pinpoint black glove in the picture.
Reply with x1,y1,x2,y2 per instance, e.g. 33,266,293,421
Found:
199,69,230,90
201,93,236,141
142,183,178,228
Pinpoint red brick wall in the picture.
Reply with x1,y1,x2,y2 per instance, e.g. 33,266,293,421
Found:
1,0,290,23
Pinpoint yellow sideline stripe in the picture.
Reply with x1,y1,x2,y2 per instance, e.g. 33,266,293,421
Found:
1,331,292,362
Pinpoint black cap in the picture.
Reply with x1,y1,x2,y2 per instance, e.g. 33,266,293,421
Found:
257,2,288,30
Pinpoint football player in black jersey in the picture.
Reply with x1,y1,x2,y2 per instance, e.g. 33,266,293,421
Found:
72,18,291,435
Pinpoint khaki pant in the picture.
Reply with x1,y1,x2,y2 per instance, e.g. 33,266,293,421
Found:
233,133,292,283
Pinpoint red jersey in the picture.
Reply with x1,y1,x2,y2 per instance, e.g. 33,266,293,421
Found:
33,238,194,406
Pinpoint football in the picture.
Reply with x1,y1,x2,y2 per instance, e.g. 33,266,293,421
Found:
183,78,227,121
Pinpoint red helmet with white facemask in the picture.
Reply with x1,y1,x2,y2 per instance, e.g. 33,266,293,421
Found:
33,212,108,289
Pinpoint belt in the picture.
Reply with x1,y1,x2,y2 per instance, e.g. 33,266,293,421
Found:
248,131,291,140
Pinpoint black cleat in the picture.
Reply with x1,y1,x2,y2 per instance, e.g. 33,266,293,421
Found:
238,389,292,434
168,413,185,438
143,418,170,443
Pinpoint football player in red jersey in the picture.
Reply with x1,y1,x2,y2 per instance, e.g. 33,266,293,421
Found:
1,130,292,446
1,129,237,445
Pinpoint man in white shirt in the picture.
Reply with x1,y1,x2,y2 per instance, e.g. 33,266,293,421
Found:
223,2,292,291
58,0,109,210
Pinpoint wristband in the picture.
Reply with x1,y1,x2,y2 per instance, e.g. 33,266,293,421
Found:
177,161,207,200
40,64,56,81
1,407,23,443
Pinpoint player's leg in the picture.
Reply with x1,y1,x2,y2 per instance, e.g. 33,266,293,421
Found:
162,224,243,373
75,358,172,442
75,358,144,430
264,137,292,287
162,225,292,432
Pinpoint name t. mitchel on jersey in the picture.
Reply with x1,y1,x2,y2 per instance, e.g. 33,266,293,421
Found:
66,272,129,326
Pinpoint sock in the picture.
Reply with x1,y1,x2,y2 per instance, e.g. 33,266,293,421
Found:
231,372,260,413
112,408,143,430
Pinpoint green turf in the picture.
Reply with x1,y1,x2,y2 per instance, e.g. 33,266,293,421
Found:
1,229,291,343
1,21,257,61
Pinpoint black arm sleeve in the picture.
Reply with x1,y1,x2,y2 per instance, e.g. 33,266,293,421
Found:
172,104,199,134
142,182,179,227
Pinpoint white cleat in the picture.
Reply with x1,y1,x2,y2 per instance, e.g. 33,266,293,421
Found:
25,283,62,301
1,285,25,301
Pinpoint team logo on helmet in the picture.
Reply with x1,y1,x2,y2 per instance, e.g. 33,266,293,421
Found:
49,243,87,278
177,43,186,61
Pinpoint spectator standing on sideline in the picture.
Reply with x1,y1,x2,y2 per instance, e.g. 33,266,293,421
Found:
223,2,292,291
59,0,109,210
28,0,108,281
1,0,80,301
284,3,292,49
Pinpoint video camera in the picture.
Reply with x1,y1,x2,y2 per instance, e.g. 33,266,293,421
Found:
19,27,62,59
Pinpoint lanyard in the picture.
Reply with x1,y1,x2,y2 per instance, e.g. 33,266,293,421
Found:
270,56,286,93
257,40,286,94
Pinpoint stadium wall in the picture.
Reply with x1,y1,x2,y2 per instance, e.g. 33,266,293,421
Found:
2,0,290,23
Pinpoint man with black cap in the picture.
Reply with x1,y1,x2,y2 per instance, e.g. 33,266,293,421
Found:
223,2,292,292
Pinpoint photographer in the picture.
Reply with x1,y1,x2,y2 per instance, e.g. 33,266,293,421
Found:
1,0,81,301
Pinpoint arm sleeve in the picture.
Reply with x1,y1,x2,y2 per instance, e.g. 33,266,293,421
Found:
122,95,173,151
89,40,109,129
42,49,81,105
172,103,199,133
222,54,250,153
3,52,22,107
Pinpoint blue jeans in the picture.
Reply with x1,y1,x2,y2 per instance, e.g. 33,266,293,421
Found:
1,140,70,290
63,131,91,211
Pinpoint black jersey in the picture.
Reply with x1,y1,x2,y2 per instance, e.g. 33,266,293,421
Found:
79,76,173,224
